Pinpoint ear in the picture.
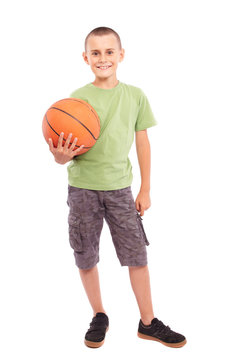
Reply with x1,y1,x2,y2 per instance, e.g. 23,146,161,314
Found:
82,51,89,65
119,48,125,63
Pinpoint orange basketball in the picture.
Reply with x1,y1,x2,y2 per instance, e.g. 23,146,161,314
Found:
42,98,100,154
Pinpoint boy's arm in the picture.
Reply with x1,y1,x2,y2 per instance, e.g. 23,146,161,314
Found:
135,129,151,192
135,129,151,215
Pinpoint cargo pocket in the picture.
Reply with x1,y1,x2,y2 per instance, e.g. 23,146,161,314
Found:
136,212,150,246
68,213,83,252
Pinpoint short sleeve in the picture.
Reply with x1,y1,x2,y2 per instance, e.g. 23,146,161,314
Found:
135,91,158,131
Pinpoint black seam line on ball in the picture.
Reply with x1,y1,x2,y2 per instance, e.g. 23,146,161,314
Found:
57,98,100,129
49,107,98,141
45,114,90,148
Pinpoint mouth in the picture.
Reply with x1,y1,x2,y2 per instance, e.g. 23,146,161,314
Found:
96,65,112,70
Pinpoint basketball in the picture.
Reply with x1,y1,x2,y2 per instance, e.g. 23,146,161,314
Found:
42,98,100,154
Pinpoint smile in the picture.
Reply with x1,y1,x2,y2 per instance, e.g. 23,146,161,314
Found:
97,65,112,70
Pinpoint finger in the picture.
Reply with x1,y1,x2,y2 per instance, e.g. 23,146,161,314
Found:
57,132,64,149
73,144,85,155
138,204,143,215
135,201,140,212
64,133,72,149
48,138,54,153
69,137,78,151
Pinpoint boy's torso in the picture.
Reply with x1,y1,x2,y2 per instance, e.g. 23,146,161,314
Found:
67,81,157,191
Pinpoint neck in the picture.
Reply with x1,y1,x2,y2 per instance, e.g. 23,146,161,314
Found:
92,76,119,89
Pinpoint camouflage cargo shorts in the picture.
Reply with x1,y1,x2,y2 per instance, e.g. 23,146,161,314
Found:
66,185,150,269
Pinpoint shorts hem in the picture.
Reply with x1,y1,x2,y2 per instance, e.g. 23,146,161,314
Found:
75,257,99,270
120,260,148,267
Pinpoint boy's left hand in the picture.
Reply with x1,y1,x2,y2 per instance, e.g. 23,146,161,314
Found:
135,190,151,216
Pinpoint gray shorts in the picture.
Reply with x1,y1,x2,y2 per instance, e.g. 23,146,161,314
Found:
67,185,150,269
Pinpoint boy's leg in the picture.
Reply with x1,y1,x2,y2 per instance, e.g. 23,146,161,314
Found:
102,186,154,323
79,265,109,348
128,265,154,325
129,265,187,347
79,264,107,316
67,186,106,316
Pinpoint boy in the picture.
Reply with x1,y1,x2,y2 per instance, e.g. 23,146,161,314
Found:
48,26,186,349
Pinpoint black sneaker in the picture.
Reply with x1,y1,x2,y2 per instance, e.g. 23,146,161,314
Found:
138,318,186,348
84,312,109,348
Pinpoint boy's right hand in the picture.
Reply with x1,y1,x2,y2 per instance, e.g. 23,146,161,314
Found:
48,132,84,165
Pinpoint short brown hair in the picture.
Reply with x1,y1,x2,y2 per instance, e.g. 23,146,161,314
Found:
84,26,122,52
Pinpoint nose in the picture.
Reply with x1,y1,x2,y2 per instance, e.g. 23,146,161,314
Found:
99,53,107,62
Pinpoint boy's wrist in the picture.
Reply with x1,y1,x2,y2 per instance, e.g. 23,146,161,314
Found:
140,186,150,193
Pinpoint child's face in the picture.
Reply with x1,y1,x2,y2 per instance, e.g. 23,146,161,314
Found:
82,34,124,81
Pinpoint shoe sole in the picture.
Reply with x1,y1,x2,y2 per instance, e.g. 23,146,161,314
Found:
137,331,187,348
84,326,109,348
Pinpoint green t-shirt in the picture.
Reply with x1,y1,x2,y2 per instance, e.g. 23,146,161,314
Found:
67,80,157,190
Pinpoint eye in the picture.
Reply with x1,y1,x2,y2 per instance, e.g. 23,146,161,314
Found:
108,51,113,54
92,52,98,56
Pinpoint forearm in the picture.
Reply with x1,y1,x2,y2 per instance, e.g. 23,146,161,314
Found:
136,139,151,192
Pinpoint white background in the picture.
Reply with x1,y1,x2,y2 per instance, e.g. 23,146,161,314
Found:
1,0,239,359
